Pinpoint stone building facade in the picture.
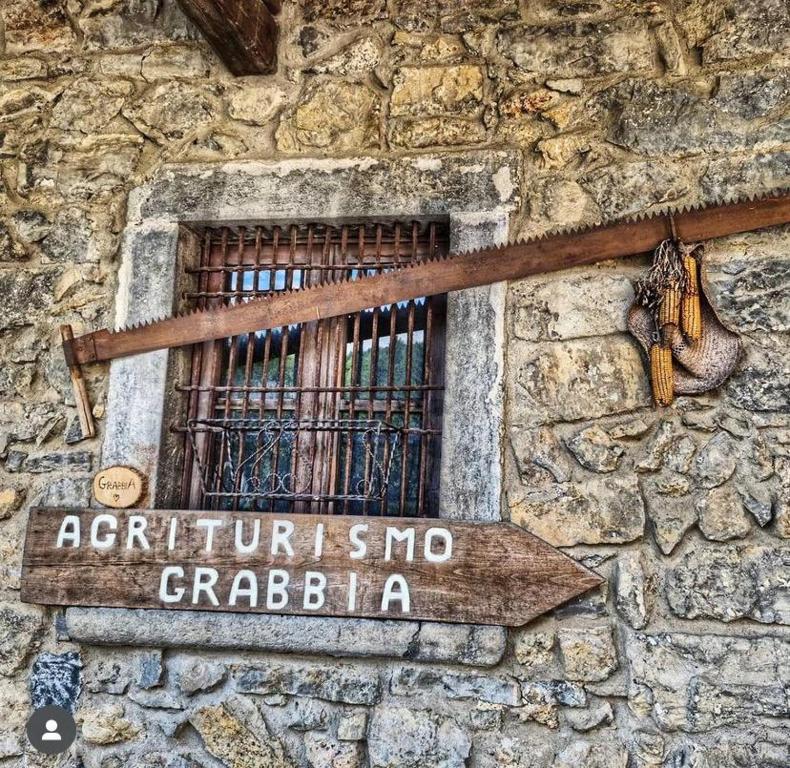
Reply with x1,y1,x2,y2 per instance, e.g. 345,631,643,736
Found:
0,1,789,767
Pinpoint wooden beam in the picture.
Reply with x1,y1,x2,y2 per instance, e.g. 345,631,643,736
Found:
177,0,279,76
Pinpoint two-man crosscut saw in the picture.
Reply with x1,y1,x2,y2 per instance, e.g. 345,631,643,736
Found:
62,190,790,438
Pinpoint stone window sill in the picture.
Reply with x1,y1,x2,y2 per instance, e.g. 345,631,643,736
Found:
61,608,506,668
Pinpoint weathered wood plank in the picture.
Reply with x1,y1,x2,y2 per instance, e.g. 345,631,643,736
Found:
63,193,790,366
177,0,279,76
21,508,603,626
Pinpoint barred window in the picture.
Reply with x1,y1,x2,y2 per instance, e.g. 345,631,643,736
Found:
177,221,448,517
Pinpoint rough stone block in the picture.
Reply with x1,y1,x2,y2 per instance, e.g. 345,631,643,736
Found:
694,431,737,488
580,160,691,219
302,0,387,26
565,425,624,473
508,336,651,425
1,0,76,54
610,79,787,156
696,485,752,541
438,0,519,34
29,652,82,713
227,84,288,126
701,151,790,202
79,704,140,745
475,736,553,768
558,626,618,682
0,603,44,676
174,657,227,696
519,680,586,728
50,79,132,134
412,623,507,667
7,450,93,474
123,82,221,143
140,45,210,81
510,475,645,546
725,333,790,412
615,553,649,630
137,651,163,690
389,666,521,706
513,631,555,671
553,742,628,768
712,71,790,120
702,226,790,333
79,0,197,52
628,632,789,731
234,660,382,705
701,0,790,61
390,65,484,117
337,711,367,741
0,269,59,331
388,116,486,148
276,81,381,153
666,545,789,624
305,732,365,768
190,696,293,768
0,222,28,262
498,17,655,77
368,707,471,768
509,269,635,342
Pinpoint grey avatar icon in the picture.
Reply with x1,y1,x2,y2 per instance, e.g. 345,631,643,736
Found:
26,705,77,755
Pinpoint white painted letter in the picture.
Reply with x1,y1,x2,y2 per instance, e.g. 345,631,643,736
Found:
381,574,411,613
266,569,290,609
235,519,261,554
303,571,326,611
197,519,223,552
349,524,368,560
91,514,117,550
348,572,358,612
384,527,415,561
127,515,150,550
56,515,81,548
168,517,178,551
192,567,220,606
159,566,185,604
229,570,258,607
271,520,295,556
314,523,324,558
423,527,453,563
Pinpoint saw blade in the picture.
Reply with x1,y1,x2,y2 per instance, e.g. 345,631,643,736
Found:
64,189,789,367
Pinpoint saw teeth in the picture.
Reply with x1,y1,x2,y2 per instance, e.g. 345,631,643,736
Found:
106,188,789,337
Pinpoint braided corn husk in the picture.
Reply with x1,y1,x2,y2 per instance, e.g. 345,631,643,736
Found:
658,281,681,328
681,254,702,341
650,343,674,406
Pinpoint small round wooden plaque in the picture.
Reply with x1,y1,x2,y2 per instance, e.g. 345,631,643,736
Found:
92,466,145,509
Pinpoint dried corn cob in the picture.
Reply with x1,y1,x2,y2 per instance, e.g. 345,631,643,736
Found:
658,281,681,328
681,254,702,341
650,343,674,406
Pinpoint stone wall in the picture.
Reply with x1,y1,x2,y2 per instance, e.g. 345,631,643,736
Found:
0,1,788,767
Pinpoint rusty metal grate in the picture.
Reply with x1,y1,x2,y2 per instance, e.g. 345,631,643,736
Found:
177,221,448,516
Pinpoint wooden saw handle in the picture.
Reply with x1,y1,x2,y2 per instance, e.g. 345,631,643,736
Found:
61,325,96,439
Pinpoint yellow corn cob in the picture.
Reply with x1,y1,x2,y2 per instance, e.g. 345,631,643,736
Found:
650,343,674,406
681,255,702,341
658,281,681,328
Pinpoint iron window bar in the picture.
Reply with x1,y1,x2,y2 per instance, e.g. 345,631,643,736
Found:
178,221,448,517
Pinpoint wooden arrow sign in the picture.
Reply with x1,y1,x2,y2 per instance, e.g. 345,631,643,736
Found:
21,508,602,626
